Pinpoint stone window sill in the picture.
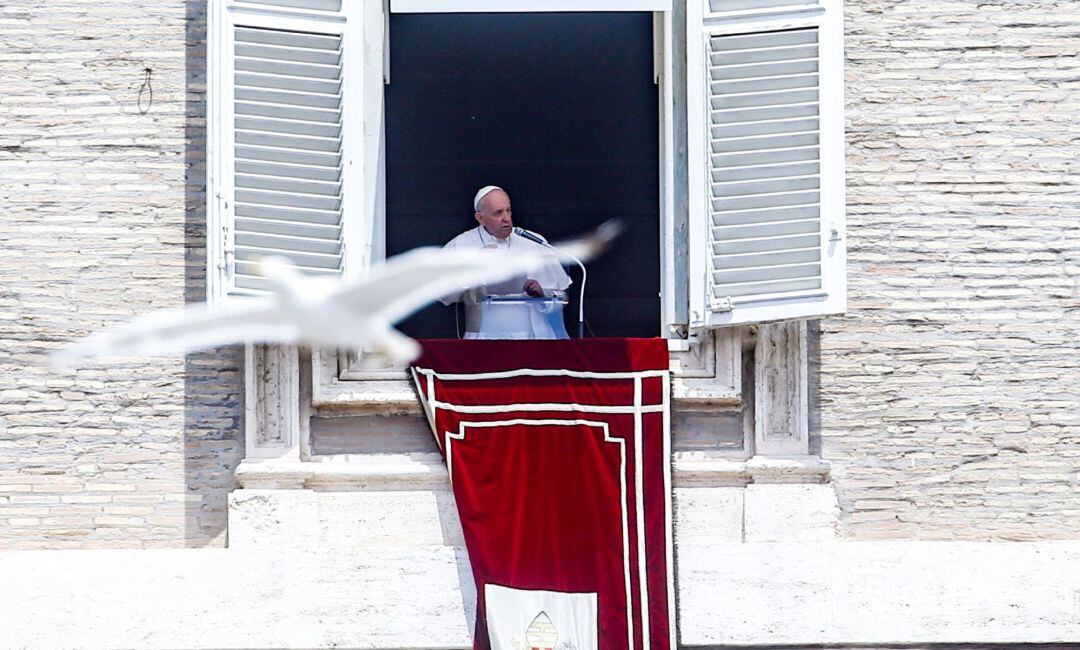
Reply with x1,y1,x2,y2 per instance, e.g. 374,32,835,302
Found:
235,452,829,490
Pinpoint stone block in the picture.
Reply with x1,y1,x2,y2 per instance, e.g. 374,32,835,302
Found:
744,484,838,542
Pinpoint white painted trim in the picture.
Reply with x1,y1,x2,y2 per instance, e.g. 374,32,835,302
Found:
340,0,367,281
227,1,346,23
662,371,676,650
413,367,669,381
658,9,680,335
816,0,847,319
232,451,829,489
358,0,388,270
685,0,710,328
633,377,650,650
429,401,667,415
207,0,225,304
391,0,670,12
208,0,240,303
446,418,635,650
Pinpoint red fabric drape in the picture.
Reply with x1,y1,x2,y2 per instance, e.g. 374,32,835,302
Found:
413,339,673,650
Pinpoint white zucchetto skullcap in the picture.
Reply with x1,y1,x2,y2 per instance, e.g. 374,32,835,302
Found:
473,185,503,212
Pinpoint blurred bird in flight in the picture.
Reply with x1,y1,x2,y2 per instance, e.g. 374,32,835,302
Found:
48,221,622,368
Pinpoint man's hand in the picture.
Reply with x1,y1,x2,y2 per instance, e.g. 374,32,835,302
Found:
522,279,544,298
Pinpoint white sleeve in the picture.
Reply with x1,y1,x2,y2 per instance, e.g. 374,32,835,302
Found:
437,237,463,305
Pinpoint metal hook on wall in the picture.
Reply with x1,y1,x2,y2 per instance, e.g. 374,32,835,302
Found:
138,67,153,114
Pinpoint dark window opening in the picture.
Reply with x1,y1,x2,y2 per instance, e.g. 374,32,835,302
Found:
385,12,660,338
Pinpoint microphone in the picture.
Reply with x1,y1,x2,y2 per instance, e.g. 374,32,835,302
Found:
512,226,546,246
513,226,588,339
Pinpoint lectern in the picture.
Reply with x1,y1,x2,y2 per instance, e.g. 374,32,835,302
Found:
464,291,569,340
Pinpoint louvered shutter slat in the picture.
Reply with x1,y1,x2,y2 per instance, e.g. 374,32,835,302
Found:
235,130,340,152
713,103,818,124
235,72,341,95
713,160,819,182
235,145,340,167
712,247,820,270
238,58,341,80
234,203,342,226
713,217,819,239
712,116,819,139
236,160,341,182
236,115,341,139
713,146,817,168
710,0,815,12
713,189,818,213
713,74,818,96
712,87,820,110
235,217,340,240
244,0,342,12
236,189,341,211
236,25,340,49
710,59,818,81
236,43,342,66
235,231,342,256
235,247,340,269
715,277,822,298
712,131,819,153
714,260,819,284
711,175,819,197
236,101,340,123
712,232,820,255
714,204,819,225
236,174,341,197
235,87,340,109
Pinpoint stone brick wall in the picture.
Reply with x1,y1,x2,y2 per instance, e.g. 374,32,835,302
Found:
3,0,1078,548
825,0,1080,539
0,0,243,548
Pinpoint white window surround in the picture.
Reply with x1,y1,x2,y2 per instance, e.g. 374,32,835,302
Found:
313,329,742,410
390,0,672,12
237,322,830,489
208,0,847,338
207,0,839,488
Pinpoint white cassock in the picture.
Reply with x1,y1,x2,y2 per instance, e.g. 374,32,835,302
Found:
439,226,572,339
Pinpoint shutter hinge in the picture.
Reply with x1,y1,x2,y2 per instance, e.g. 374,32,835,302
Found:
829,226,842,241
221,223,235,280
710,296,733,312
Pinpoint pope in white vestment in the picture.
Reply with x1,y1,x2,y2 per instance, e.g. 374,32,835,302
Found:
440,186,572,339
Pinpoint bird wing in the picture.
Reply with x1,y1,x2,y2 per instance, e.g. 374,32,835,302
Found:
49,298,297,368
332,221,623,326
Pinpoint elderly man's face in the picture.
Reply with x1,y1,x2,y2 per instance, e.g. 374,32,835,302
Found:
475,189,513,240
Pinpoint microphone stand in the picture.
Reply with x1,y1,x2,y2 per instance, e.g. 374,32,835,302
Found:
514,227,588,338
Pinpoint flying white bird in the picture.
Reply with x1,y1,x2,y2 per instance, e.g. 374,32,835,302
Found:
48,221,622,369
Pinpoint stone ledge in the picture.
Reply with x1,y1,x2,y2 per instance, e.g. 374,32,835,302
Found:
5,542,1080,648
235,453,831,490
675,453,831,487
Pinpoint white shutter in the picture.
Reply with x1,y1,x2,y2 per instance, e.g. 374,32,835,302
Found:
209,0,363,301
686,0,845,328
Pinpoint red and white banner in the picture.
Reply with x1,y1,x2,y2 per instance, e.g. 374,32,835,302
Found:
412,339,674,650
